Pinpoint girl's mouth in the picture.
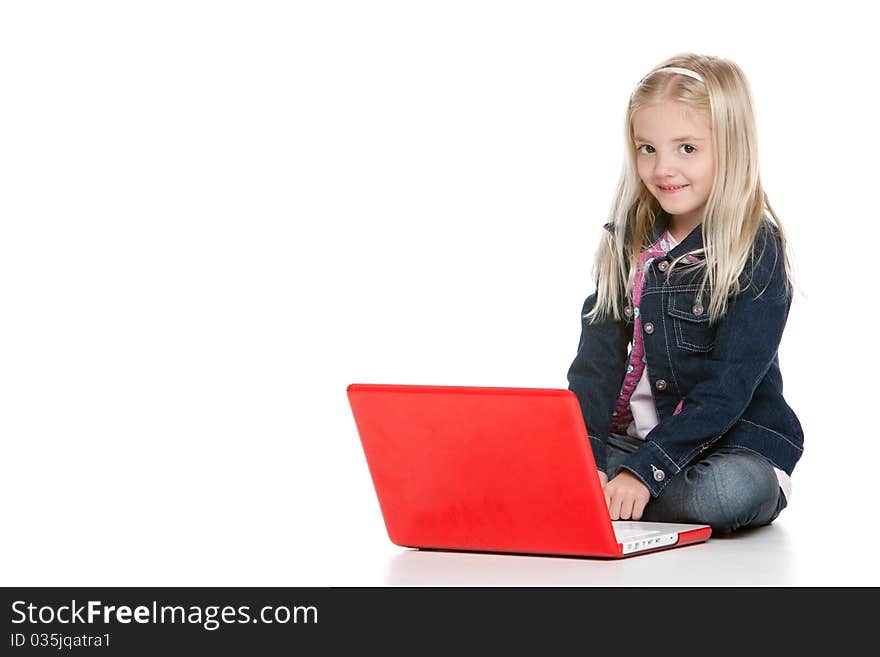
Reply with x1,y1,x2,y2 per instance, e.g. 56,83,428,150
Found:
658,184,689,194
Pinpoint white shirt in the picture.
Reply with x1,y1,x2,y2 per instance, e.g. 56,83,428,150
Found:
625,231,791,502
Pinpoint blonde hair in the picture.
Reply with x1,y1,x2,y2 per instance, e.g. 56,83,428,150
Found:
586,53,798,326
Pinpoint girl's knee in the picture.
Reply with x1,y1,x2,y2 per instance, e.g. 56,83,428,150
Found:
645,448,781,532
696,450,782,531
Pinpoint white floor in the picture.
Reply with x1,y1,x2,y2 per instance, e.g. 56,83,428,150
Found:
316,493,878,587
330,525,863,587
382,523,804,586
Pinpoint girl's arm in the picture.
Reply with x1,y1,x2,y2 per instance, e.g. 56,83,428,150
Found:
566,288,630,474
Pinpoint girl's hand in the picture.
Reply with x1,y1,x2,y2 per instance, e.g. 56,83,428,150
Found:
604,470,651,520
597,470,608,490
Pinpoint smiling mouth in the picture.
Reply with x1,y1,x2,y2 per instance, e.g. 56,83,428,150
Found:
658,184,689,193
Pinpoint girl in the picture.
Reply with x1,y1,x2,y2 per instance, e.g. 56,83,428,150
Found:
566,53,803,534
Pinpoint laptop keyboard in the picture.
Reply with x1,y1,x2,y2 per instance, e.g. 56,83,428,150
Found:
612,521,665,541
614,528,661,541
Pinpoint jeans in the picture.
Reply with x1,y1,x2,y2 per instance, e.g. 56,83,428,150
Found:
605,433,788,533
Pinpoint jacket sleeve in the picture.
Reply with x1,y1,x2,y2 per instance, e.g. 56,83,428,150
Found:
614,225,793,497
566,288,630,473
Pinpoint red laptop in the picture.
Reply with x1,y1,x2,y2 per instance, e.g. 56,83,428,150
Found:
347,382,711,559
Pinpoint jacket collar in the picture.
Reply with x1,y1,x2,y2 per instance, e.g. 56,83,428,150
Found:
652,209,705,260
606,209,705,261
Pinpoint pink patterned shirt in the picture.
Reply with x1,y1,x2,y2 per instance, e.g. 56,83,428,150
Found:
609,229,698,435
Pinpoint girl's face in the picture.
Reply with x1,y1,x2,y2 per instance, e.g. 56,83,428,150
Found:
632,102,715,230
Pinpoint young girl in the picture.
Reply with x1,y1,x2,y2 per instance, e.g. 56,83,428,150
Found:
566,53,803,534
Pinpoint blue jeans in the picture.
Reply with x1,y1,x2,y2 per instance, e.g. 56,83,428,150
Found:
605,433,788,533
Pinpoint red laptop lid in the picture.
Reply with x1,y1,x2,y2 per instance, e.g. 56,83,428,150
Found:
347,383,620,558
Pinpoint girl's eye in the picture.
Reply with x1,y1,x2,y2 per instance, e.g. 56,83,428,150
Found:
636,144,697,154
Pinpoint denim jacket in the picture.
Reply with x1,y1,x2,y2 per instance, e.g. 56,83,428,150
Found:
566,210,804,497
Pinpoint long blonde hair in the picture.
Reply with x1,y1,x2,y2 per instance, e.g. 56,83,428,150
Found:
586,53,797,326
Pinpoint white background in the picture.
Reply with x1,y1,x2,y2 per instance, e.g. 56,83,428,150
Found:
1,1,877,586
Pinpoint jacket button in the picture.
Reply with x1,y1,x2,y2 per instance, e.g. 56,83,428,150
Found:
644,322,654,334
692,304,703,315
658,260,669,271
654,469,665,481
624,305,633,317
655,379,667,390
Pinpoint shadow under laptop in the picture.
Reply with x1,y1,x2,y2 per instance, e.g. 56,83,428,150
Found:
384,522,798,585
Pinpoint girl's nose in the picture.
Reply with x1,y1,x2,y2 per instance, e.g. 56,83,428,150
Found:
653,155,679,177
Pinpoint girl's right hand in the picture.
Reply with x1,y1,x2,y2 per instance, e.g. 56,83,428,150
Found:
598,470,608,490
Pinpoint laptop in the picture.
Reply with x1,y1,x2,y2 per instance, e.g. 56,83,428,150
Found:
347,382,711,558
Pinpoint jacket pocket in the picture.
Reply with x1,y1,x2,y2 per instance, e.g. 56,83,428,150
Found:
666,291,715,352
